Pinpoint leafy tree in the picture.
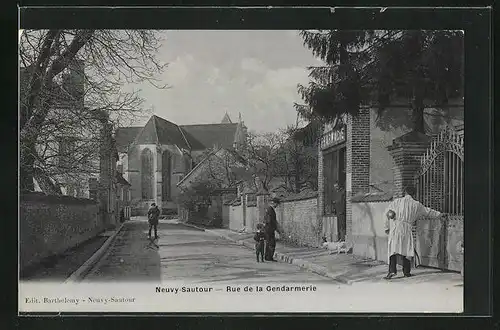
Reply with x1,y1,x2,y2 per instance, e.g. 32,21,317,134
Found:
368,30,464,132
295,30,376,124
19,30,167,192
295,30,464,135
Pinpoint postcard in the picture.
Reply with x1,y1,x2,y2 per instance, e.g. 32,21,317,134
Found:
19,26,464,314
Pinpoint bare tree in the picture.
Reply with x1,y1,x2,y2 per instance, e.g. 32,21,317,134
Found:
240,131,287,193
19,30,168,192
204,148,246,189
278,124,318,193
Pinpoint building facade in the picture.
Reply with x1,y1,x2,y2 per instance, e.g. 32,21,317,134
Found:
319,104,465,246
115,113,247,215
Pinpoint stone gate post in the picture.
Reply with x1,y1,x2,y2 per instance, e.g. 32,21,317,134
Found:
387,131,431,198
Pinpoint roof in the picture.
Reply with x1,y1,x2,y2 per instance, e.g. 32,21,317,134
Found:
351,192,394,203
116,171,131,186
177,148,220,187
177,147,247,188
180,123,238,149
132,115,193,150
221,112,232,123
115,127,142,153
115,116,239,152
370,182,394,194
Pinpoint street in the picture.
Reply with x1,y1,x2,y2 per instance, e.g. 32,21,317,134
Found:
84,219,333,285
27,218,462,312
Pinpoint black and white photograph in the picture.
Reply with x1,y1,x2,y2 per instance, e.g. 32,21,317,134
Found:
19,23,466,313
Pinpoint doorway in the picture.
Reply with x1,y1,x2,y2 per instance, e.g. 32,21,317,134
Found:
323,145,346,241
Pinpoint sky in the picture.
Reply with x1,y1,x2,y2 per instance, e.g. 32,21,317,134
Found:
125,30,321,133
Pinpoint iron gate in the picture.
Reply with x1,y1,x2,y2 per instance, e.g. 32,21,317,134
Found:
413,126,464,271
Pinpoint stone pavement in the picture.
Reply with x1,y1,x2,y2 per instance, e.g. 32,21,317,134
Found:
179,222,464,286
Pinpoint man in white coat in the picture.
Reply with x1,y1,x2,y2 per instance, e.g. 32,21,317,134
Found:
384,186,444,279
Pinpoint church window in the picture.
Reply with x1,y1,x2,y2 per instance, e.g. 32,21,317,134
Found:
162,151,172,201
141,148,154,199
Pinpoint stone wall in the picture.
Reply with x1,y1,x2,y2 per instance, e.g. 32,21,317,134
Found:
276,191,320,247
19,193,103,273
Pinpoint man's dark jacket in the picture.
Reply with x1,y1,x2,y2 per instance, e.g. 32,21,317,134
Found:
264,206,277,234
147,206,160,225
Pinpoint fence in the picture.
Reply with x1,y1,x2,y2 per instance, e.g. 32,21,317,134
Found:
414,126,464,272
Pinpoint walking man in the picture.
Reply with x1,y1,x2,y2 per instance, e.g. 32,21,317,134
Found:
384,186,444,279
264,197,281,262
147,202,161,240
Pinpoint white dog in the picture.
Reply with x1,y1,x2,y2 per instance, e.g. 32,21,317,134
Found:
322,241,349,255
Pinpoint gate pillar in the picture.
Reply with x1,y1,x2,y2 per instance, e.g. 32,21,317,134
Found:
387,131,431,198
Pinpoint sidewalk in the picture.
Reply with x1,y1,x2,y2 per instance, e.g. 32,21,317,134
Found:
21,223,125,283
178,222,464,286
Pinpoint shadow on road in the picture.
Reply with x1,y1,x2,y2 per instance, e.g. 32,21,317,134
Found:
86,221,163,282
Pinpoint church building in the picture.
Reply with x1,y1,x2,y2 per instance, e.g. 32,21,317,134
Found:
115,112,247,214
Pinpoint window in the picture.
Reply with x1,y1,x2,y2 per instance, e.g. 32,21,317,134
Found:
57,136,76,169
162,151,172,201
141,148,154,199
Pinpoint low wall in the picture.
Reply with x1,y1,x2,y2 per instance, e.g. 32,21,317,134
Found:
351,195,392,263
20,193,103,273
229,203,244,231
351,193,464,271
277,191,320,247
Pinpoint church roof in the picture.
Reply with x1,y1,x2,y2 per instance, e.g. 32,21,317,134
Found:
180,123,239,149
133,115,193,150
115,116,240,152
115,127,142,152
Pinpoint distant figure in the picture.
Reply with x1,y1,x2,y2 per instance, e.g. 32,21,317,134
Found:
264,197,281,262
254,223,266,262
147,203,161,240
384,186,444,279
119,208,125,223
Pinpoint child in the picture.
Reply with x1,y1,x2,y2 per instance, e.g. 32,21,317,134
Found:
254,223,266,262
385,209,396,234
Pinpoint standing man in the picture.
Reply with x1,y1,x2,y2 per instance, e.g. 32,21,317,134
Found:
147,202,161,240
264,197,281,262
384,186,444,279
